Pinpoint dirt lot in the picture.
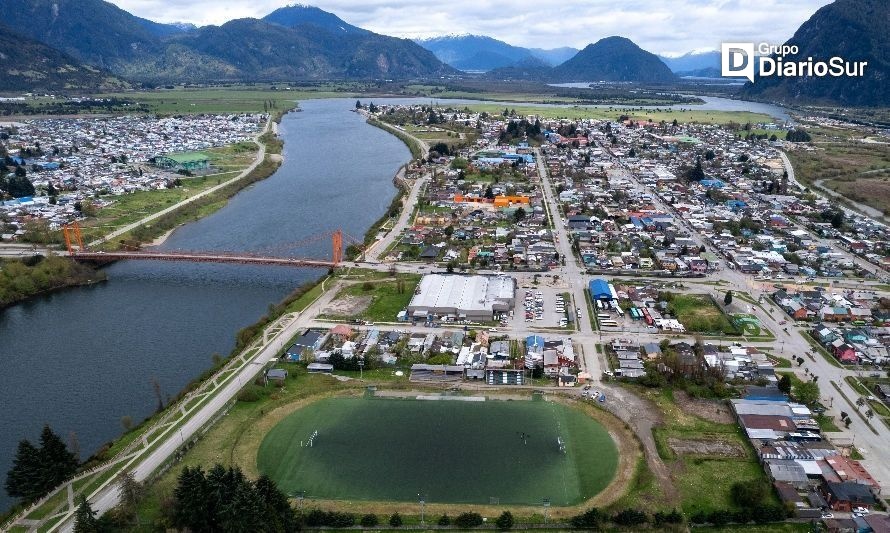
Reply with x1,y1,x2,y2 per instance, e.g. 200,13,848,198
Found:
673,390,735,424
668,438,747,458
322,294,371,317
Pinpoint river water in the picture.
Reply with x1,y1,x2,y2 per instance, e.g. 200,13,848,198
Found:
0,99,409,511
0,94,786,511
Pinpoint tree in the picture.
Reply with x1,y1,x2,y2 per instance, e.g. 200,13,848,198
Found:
724,290,733,306
454,512,484,528
856,397,866,409
731,480,768,508
38,425,78,490
171,466,211,530
484,185,495,200
437,514,451,526
355,100,362,109
496,510,514,530
361,514,379,527
116,470,143,521
865,408,874,420
73,497,99,533
777,374,792,394
793,380,820,406
513,207,526,222
5,439,42,500
5,174,35,198
831,210,844,229
389,512,403,527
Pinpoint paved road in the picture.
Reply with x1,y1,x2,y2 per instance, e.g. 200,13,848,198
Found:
364,172,429,262
86,117,272,249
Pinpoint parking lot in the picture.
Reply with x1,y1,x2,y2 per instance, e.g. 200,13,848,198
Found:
508,286,576,329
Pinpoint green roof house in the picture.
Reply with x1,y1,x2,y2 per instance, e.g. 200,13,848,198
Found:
154,152,209,172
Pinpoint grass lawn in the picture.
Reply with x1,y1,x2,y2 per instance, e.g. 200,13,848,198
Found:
257,397,618,506
327,277,420,322
668,294,739,335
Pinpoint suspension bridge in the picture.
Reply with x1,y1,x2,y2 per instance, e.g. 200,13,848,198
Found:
62,222,365,269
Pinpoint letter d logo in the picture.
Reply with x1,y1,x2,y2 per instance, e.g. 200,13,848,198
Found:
722,42,755,83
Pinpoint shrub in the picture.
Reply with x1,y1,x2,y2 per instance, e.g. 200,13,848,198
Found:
708,509,733,527
495,511,514,530
454,512,484,528
389,512,403,527
653,509,683,526
360,513,379,527
437,514,451,526
570,507,604,529
612,508,647,526
236,388,260,402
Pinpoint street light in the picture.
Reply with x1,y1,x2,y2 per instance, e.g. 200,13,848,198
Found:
418,493,425,525
358,358,365,381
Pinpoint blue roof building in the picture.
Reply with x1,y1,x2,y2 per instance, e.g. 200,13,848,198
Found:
589,279,611,300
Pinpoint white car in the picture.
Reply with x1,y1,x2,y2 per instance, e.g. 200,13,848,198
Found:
853,507,869,515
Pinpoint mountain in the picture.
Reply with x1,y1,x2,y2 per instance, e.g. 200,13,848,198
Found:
741,0,889,106
262,4,368,35
415,35,578,71
527,47,579,66
659,50,721,76
1,0,165,69
0,23,128,91
551,36,678,83
136,20,197,38
2,0,454,82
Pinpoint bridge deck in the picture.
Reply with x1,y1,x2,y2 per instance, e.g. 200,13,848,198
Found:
71,251,337,268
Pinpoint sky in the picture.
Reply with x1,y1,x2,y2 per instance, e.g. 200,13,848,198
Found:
112,0,834,56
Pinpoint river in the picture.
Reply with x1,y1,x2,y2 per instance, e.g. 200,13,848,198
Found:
0,94,787,512
0,99,409,511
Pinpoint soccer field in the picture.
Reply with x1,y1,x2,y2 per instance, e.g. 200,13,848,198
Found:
257,396,618,506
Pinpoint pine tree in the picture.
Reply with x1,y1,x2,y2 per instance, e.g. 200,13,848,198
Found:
5,439,42,500
172,466,211,531
38,425,78,491
73,497,99,533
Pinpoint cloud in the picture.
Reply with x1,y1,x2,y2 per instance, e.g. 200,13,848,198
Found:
111,0,833,55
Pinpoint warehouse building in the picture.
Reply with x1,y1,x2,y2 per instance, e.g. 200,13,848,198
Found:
407,274,516,322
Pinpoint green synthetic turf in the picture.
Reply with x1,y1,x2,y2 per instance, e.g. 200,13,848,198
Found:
257,397,618,506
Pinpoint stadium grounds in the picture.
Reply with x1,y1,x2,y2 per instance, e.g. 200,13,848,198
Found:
257,395,619,506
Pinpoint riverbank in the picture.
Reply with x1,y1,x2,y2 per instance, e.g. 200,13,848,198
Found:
0,255,106,310
99,115,288,250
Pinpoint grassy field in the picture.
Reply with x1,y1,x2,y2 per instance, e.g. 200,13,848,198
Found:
325,277,421,322
785,123,890,217
257,396,618,506
642,388,774,516
77,172,236,243
98,86,350,115
668,294,739,335
447,103,774,125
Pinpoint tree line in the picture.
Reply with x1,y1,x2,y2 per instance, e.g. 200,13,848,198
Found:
5,425,78,503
